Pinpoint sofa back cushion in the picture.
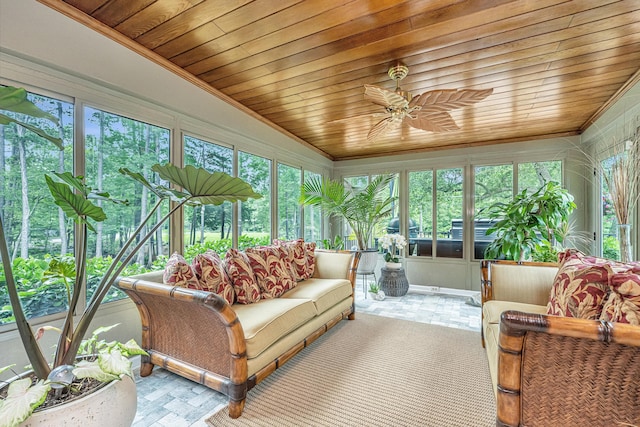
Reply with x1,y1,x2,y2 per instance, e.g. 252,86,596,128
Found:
163,252,200,289
304,241,316,278
224,249,261,304
192,250,235,304
313,251,353,280
489,263,558,305
245,247,287,299
273,239,307,281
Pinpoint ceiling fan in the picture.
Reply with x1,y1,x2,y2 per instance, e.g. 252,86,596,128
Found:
360,63,493,142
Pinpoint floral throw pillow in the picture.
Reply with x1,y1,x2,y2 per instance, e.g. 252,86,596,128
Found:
600,265,640,325
163,252,200,290
245,247,285,299
274,239,306,281
223,249,261,304
304,241,316,279
192,250,235,304
265,245,296,292
546,249,611,319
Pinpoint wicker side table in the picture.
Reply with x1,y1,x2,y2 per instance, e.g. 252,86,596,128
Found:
378,267,409,297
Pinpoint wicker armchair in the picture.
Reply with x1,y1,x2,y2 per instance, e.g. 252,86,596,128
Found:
497,310,640,427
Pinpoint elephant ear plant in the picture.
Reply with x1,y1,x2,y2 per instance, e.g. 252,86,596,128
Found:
0,86,262,425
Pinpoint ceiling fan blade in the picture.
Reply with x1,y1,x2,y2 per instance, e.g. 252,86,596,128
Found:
405,111,460,133
409,88,493,112
367,117,398,142
364,84,408,108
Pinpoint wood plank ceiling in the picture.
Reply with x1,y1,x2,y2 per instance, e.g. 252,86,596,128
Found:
41,0,640,160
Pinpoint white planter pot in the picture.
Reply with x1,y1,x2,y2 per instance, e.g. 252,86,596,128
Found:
19,375,137,427
368,290,386,301
385,262,402,270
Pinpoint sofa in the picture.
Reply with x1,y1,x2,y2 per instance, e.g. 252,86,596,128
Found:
481,253,640,427
116,248,360,419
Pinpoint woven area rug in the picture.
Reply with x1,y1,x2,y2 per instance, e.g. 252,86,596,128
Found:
207,313,495,426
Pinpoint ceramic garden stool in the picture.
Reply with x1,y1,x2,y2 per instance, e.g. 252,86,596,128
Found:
378,267,409,297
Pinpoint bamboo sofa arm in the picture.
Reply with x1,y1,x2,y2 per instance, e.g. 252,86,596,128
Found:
497,310,640,427
115,275,249,407
481,260,558,306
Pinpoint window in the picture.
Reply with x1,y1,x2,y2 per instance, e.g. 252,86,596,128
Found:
183,135,233,255
239,151,271,249
518,161,562,193
303,170,322,243
408,170,433,256
601,156,620,259
436,168,464,258
342,174,399,250
1,91,73,324
474,164,513,259
277,163,301,240
84,107,170,303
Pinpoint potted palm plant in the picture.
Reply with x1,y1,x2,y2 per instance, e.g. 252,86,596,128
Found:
0,86,261,426
300,174,397,273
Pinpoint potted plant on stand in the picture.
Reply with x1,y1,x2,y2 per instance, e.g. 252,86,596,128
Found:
300,174,397,278
380,233,407,269
0,86,262,426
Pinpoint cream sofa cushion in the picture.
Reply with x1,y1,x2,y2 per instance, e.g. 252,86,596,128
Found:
233,297,316,359
490,263,558,306
313,251,353,279
281,278,352,314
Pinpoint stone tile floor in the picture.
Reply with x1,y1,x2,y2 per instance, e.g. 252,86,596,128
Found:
132,285,482,426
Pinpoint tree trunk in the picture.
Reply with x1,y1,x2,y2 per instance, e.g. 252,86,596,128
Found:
135,123,150,266
200,206,205,244
17,126,29,259
57,101,68,255
94,113,106,257
0,126,5,227
155,138,163,259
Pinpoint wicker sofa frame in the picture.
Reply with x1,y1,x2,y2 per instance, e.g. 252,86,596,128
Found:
116,249,360,418
497,310,640,427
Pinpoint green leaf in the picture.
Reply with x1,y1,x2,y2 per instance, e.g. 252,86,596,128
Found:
49,172,87,196
72,360,119,382
0,365,16,376
119,339,148,357
98,349,132,377
119,167,188,201
0,378,50,427
150,164,262,205
42,256,76,283
0,86,63,149
45,175,106,232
